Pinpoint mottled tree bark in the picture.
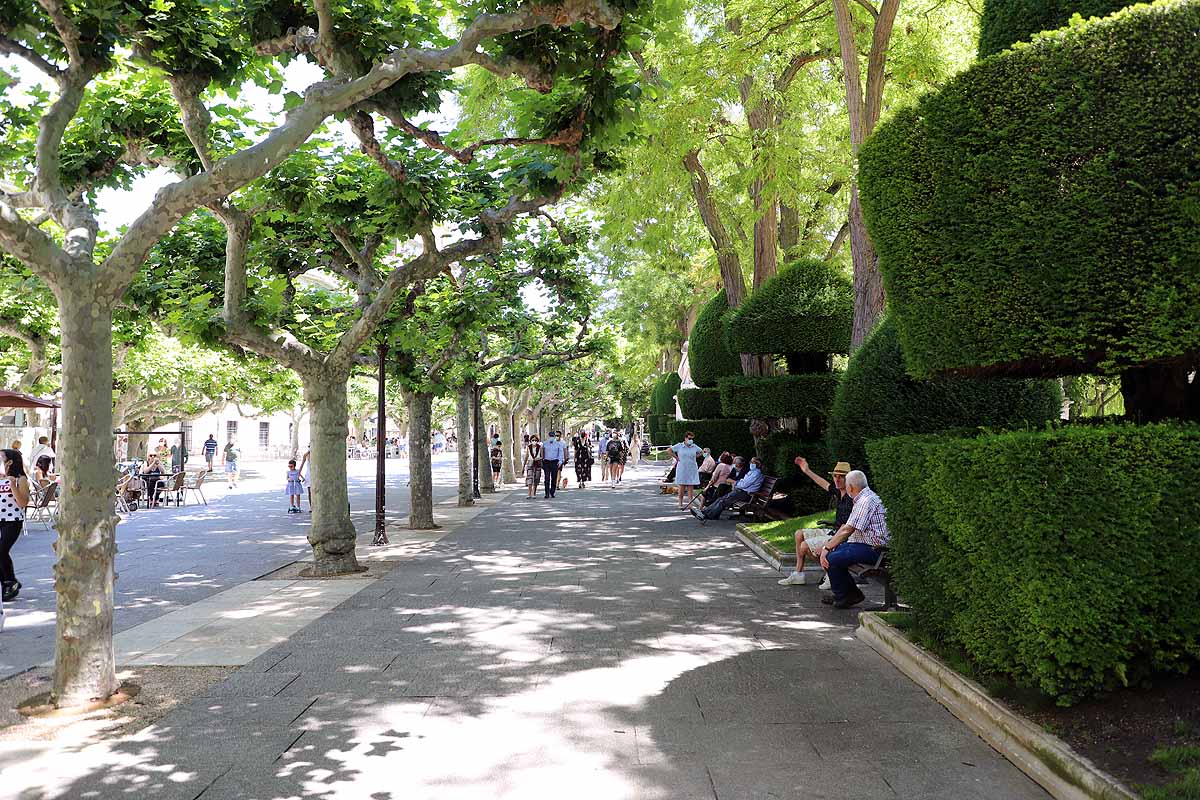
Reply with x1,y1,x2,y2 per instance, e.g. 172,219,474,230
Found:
476,394,495,493
51,290,119,707
456,383,474,506
302,372,361,575
405,390,436,529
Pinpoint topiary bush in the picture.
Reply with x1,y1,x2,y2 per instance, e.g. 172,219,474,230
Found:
827,318,1062,477
868,423,1200,704
648,413,673,445
978,0,1132,57
688,290,744,387
650,373,682,416
678,387,725,420
724,259,853,357
759,432,832,513
860,1,1200,386
718,374,841,420
667,418,754,458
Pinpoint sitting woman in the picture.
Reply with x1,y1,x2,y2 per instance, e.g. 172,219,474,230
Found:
698,448,716,487
140,455,164,507
701,451,735,505
33,455,57,489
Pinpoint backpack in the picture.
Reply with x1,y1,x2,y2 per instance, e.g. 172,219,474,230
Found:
606,440,623,459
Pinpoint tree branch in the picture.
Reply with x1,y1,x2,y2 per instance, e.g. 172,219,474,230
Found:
0,320,50,391
0,36,62,79
825,220,850,261
36,0,83,67
0,202,73,283
348,111,408,182
167,75,215,171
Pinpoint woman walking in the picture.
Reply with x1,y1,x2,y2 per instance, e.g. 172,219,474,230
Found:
523,435,544,498
572,434,593,489
0,449,31,602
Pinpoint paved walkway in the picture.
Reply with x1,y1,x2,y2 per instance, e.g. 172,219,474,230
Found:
2,465,1049,800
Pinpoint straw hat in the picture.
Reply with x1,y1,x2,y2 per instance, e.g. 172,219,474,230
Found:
830,462,852,476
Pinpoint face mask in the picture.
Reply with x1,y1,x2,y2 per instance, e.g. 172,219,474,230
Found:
685,438,693,444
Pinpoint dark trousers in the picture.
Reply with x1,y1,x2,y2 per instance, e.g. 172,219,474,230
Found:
702,488,749,519
0,519,21,585
826,543,880,600
542,461,560,497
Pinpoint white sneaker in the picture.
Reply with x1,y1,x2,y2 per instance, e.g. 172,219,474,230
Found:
818,575,831,591
778,571,807,586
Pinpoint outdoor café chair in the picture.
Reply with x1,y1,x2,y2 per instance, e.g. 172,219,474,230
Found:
27,482,59,529
183,469,208,506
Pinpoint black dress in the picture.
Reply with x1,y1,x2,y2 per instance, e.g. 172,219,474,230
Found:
574,441,593,482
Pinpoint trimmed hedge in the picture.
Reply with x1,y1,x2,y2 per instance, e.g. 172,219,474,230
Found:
724,259,853,356
827,318,1062,476
759,432,831,514
667,418,754,459
868,423,1200,704
650,373,681,416
689,290,743,387
718,374,841,420
678,387,725,420
979,0,1132,57
860,1,1200,380
647,413,674,445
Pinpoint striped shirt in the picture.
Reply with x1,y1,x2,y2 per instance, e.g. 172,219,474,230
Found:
845,488,890,548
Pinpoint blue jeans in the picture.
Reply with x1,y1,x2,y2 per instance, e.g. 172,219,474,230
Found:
702,488,749,519
827,543,880,600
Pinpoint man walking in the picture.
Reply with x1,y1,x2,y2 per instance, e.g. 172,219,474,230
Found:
203,434,218,471
540,431,566,498
598,430,610,483
223,437,240,489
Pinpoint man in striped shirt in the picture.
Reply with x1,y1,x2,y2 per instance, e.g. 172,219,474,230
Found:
818,470,891,609
202,434,218,470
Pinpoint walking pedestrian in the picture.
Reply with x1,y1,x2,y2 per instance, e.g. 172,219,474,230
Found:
541,431,566,498
0,449,30,602
598,430,610,482
283,459,305,513
605,434,626,488
671,432,702,509
572,434,593,488
490,440,503,486
223,437,240,488
203,433,218,471
298,446,313,512
523,435,543,498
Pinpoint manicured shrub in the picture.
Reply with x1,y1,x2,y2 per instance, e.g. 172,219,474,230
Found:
724,259,853,356
678,387,725,420
648,413,673,445
650,373,681,416
979,0,1132,57
868,423,1200,704
718,374,841,420
688,290,743,387
860,1,1200,381
667,418,754,459
828,318,1061,476
759,432,831,514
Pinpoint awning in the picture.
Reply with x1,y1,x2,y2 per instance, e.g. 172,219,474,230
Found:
0,389,59,409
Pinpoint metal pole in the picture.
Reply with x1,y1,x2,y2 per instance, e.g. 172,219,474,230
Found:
373,342,389,546
471,380,481,499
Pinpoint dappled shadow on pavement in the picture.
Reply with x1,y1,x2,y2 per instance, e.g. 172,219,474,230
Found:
14,467,1049,800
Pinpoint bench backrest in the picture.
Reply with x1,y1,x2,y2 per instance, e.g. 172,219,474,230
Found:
755,476,778,499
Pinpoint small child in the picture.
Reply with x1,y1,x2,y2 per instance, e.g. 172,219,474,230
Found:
283,460,304,513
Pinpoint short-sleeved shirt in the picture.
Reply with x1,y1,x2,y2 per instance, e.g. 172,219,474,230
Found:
203,439,218,457
671,441,702,485
829,485,854,527
224,444,240,463
846,488,890,548
0,478,24,521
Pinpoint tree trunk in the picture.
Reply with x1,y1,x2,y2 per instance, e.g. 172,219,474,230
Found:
52,290,119,708
683,149,746,307
405,390,437,529
1121,362,1195,423
848,186,884,349
780,204,801,256
289,407,303,458
303,372,361,575
498,390,517,484
456,384,474,506
127,431,150,460
476,395,495,493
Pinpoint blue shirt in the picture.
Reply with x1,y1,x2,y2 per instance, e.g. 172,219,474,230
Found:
541,439,566,463
735,466,764,494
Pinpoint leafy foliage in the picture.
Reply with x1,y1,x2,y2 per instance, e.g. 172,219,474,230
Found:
650,372,681,415
724,259,853,357
688,290,741,387
758,431,831,513
860,0,1200,380
868,423,1200,704
827,318,1061,476
677,387,723,419
718,374,841,420
667,417,754,457
978,0,1131,57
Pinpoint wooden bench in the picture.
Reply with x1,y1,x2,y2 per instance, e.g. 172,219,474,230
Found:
847,547,898,610
727,475,780,522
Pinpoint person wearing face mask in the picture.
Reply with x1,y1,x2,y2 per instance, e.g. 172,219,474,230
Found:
695,456,765,521
523,435,543,499
670,432,702,510
540,431,566,499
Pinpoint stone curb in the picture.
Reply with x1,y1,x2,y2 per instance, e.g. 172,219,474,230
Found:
857,612,1140,800
733,523,789,572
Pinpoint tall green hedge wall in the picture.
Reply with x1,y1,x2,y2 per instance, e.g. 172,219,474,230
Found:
651,373,682,416
759,432,832,513
979,0,1132,57
647,413,674,445
689,290,743,387
667,419,754,458
859,0,1200,380
827,319,1062,476
678,387,725,420
724,260,853,356
869,423,1200,704
718,374,841,420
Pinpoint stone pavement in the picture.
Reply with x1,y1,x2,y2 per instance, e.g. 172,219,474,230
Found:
2,465,1050,800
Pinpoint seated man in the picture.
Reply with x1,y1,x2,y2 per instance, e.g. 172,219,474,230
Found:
778,458,854,588
693,457,764,521
817,470,890,609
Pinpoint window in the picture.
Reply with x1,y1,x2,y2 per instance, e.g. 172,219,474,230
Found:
259,421,270,448
226,420,238,440
181,421,193,451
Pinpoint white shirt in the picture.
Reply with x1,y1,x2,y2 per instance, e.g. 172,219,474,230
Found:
29,444,54,465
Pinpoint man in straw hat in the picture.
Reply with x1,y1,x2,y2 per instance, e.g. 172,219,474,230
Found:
777,457,855,589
